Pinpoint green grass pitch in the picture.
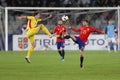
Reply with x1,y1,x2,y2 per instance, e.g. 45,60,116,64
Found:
0,50,120,80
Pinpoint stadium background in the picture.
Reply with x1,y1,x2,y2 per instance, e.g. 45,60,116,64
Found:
0,0,119,50
0,1,120,80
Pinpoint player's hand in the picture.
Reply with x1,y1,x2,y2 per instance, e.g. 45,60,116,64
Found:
102,31,105,34
48,14,52,18
16,16,22,20
69,26,73,29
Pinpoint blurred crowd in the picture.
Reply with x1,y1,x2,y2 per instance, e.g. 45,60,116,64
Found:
0,0,120,7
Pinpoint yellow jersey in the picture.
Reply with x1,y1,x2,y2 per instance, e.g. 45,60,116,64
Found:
26,16,42,30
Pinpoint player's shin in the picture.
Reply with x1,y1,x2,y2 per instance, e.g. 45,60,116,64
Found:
80,50,84,68
27,46,34,58
58,50,62,57
113,43,117,52
61,49,65,59
80,56,84,68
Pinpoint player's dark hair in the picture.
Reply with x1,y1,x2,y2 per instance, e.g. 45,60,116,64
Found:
33,11,40,16
108,19,113,21
83,19,89,23
58,19,63,21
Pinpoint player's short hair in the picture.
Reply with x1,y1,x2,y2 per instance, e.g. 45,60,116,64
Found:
82,19,89,23
33,11,40,16
58,19,63,21
108,19,113,21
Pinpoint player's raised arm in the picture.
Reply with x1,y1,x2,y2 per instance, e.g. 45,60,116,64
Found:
90,26,104,34
16,16,27,20
69,26,80,32
41,14,52,21
94,29,105,34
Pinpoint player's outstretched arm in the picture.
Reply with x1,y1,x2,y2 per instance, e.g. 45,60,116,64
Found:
16,16,27,20
69,26,80,32
42,14,52,21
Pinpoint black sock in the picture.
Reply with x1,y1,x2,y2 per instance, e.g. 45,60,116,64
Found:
80,56,84,65
61,50,65,59
64,35,71,39
58,51,62,57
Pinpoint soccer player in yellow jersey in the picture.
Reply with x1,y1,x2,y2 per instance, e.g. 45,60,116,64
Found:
17,12,53,63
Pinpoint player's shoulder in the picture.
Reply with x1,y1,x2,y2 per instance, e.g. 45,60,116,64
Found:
88,25,93,27
54,25,59,29
27,16,35,19
87,26,94,29
27,16,34,18
55,25,59,27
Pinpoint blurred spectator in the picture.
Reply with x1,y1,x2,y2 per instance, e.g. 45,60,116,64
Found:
21,23,27,35
1,0,119,7
108,0,118,7
63,0,72,7
82,0,91,7
96,0,108,7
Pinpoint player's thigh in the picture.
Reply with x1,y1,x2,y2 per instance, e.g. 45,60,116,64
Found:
27,27,40,37
29,35,35,44
70,34,77,42
27,30,34,37
56,42,61,49
107,38,112,43
76,38,85,51
111,38,116,43
33,27,41,34
61,42,65,49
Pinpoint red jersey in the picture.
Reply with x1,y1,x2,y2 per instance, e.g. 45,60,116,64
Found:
71,26,103,42
53,25,66,42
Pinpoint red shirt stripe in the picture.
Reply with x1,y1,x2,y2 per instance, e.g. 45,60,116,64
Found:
29,20,32,29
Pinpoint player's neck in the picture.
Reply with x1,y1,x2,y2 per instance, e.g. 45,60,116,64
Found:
58,24,62,26
83,25,88,27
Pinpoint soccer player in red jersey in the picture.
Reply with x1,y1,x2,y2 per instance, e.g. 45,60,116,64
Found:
53,20,66,61
62,20,104,68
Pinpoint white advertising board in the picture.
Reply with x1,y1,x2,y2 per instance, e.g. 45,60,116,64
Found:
13,35,107,51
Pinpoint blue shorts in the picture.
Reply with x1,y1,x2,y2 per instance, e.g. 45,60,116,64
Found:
75,36,85,50
56,42,65,49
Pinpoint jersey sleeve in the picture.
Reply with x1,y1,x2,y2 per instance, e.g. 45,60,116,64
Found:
70,27,80,32
53,26,57,33
37,19,42,22
90,26,103,34
26,16,34,20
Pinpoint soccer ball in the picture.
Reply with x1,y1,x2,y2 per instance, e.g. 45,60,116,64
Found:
62,15,69,21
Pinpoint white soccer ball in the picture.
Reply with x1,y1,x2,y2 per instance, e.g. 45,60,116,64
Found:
62,15,69,21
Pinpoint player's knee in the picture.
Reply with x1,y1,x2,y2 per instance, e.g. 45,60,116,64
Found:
61,48,64,50
70,34,74,38
32,43,36,48
80,50,84,57
33,45,36,48
38,24,43,29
